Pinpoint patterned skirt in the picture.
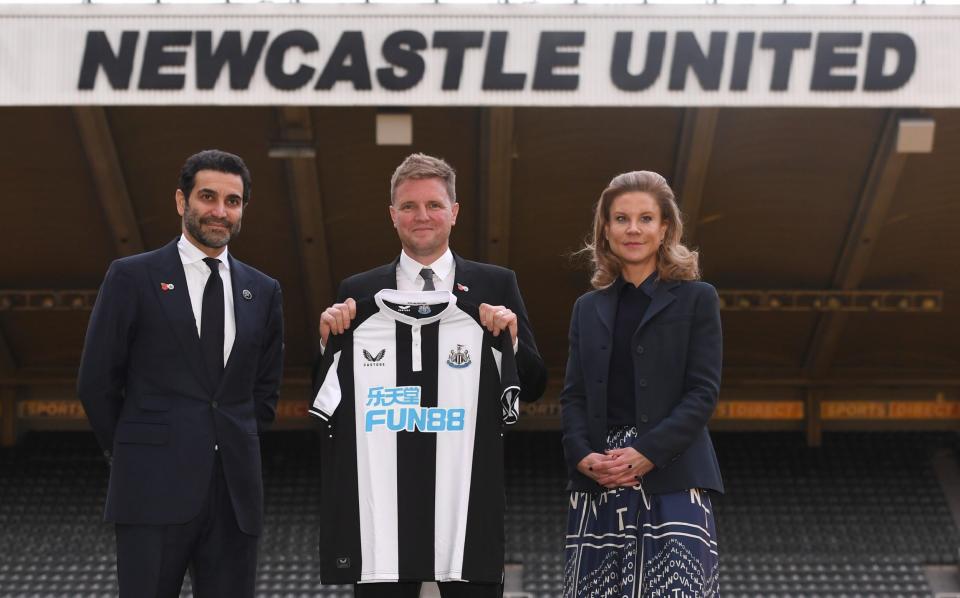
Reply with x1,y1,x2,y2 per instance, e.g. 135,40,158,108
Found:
563,426,720,598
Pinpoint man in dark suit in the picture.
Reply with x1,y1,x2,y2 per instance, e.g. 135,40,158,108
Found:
317,152,547,597
77,150,284,598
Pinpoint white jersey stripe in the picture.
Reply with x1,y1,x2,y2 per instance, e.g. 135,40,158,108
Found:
354,314,400,581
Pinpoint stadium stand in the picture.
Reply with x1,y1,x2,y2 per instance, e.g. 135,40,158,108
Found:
1,430,957,597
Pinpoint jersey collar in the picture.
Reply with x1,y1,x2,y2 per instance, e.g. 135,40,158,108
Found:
374,289,458,326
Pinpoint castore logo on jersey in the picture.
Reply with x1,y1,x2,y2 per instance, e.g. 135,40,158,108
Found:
362,349,386,366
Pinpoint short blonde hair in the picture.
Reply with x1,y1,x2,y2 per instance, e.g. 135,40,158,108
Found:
583,171,700,289
390,153,457,204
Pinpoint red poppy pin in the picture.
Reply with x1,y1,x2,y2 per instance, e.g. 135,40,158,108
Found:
160,282,175,292
456,283,469,292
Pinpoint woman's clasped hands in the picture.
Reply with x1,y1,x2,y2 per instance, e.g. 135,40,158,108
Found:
576,448,655,489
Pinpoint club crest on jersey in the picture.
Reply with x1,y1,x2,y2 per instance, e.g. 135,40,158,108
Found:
417,305,431,315
362,349,386,366
447,344,472,369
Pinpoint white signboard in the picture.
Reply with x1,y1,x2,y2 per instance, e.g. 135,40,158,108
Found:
0,4,957,107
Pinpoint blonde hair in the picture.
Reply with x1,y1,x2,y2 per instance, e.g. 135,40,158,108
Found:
583,171,700,289
389,153,457,204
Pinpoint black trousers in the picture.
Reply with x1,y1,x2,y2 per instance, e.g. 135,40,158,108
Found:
354,582,502,598
115,453,259,598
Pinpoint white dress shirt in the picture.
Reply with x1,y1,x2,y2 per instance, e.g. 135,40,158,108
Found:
398,248,455,292
178,235,236,366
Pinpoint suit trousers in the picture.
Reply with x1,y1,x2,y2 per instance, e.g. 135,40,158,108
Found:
354,582,502,598
115,452,259,598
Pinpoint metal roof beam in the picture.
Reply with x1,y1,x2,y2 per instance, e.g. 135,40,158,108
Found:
275,107,333,354
672,107,719,246
72,107,144,257
803,111,908,376
477,107,514,265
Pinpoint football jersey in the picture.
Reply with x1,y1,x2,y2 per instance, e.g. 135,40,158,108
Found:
310,289,521,584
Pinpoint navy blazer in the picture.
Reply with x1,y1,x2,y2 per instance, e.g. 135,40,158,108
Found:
331,252,548,402
559,278,724,495
77,239,284,535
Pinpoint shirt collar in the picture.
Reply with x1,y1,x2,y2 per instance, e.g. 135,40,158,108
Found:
398,248,453,286
178,234,230,270
614,271,658,297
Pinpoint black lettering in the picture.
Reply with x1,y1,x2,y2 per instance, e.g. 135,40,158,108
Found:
533,31,584,91
138,31,191,90
196,30,268,90
730,32,755,91
432,31,484,91
377,30,427,91
812,32,861,91
610,31,665,92
483,31,525,91
78,31,138,90
760,32,812,91
265,30,318,91
864,32,915,91
316,31,371,90
669,31,726,91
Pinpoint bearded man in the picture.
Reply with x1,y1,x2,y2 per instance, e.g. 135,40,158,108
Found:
78,149,284,598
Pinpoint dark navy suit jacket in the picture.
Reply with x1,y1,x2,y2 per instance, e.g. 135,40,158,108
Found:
77,239,284,535
560,278,724,494
331,252,548,402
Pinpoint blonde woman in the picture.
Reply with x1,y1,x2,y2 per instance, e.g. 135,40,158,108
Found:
560,171,723,597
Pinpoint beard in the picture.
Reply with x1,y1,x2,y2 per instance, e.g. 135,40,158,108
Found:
183,204,241,249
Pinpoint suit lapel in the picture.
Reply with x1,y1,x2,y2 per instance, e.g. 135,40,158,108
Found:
451,253,473,303
594,276,680,335
384,256,400,291
591,287,616,402
595,285,618,334
636,279,680,333
149,240,213,394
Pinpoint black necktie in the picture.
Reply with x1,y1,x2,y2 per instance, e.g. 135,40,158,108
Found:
420,268,436,291
201,257,225,386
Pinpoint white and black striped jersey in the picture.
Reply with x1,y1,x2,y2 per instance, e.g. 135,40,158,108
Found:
310,289,521,584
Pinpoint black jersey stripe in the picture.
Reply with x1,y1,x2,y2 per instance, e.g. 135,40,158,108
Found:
395,320,439,580
461,333,507,581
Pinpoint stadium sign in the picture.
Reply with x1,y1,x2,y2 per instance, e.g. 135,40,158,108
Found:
1,5,958,106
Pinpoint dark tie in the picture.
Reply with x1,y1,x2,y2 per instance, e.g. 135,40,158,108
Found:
419,268,436,291
201,257,225,386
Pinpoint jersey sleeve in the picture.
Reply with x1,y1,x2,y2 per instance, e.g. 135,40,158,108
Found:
490,332,522,425
310,334,344,422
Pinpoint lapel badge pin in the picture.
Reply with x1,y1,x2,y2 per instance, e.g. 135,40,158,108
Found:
160,282,175,292
242,289,253,301
456,283,469,293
